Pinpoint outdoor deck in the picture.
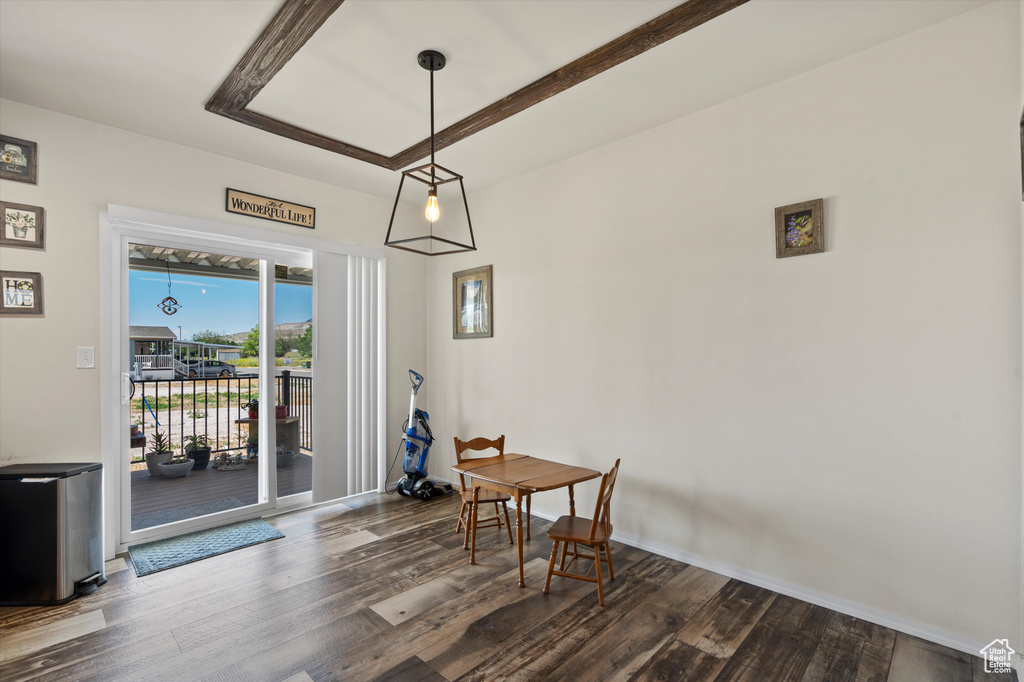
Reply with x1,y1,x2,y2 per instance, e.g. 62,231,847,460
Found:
130,453,312,530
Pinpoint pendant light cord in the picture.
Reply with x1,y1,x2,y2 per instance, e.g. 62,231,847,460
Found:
429,67,436,183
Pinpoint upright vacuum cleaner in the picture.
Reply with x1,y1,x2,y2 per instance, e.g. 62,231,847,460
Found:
395,370,452,501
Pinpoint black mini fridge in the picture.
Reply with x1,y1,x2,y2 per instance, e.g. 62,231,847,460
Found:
0,462,106,605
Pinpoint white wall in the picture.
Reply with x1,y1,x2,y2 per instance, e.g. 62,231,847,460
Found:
0,99,426,471
426,1,1021,648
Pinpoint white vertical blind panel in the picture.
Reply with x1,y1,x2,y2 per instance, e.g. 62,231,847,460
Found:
344,255,382,497
360,260,372,492
313,251,349,502
346,257,360,495
367,259,379,491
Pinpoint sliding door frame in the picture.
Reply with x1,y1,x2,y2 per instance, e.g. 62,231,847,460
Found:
99,205,386,559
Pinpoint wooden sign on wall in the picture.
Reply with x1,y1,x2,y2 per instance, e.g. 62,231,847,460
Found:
226,188,315,229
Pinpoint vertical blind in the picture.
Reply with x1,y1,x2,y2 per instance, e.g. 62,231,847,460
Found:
312,252,384,503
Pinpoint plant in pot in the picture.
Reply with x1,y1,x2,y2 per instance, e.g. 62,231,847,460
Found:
144,429,172,476
242,398,258,419
275,433,293,469
246,434,259,460
215,451,247,471
158,447,195,478
183,433,212,471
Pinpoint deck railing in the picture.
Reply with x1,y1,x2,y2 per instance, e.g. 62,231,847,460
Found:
130,371,311,462
135,354,175,369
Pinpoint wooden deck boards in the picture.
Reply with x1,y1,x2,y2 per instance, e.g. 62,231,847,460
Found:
130,453,313,519
0,492,1011,682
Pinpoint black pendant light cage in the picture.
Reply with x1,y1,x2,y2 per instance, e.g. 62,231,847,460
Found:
385,50,476,256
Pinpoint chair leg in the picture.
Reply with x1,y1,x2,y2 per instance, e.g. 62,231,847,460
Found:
501,501,513,544
463,500,472,550
559,540,569,570
604,542,615,581
455,500,468,533
594,543,605,606
544,540,559,594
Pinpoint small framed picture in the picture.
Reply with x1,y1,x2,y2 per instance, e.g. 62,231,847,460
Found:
0,271,43,315
775,198,824,258
453,265,492,339
0,201,44,250
0,134,38,184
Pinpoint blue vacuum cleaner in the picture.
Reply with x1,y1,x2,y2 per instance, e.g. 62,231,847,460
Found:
394,370,452,501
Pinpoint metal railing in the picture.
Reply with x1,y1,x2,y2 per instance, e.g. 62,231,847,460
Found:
130,371,311,462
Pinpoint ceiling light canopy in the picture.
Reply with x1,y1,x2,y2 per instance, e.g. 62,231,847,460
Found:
385,50,476,256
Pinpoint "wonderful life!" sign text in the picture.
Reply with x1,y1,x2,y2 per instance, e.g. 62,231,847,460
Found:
225,189,315,229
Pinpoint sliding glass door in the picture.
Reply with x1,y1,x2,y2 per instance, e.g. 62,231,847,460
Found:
100,206,385,557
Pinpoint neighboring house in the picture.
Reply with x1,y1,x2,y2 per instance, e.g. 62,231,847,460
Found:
128,326,177,379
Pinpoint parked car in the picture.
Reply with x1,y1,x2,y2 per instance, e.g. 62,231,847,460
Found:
184,360,236,378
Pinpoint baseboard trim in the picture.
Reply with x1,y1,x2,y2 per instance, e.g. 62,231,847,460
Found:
528,508,987,659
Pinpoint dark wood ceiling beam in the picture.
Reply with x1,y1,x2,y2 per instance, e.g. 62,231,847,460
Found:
206,0,749,172
233,109,394,168
389,0,750,168
206,0,345,112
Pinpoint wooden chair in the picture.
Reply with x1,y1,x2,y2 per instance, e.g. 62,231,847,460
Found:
454,436,514,561
543,459,620,606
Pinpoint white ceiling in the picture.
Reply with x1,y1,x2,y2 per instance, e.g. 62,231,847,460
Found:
0,0,992,199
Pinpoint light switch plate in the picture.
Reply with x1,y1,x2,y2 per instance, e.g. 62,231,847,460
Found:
77,347,95,368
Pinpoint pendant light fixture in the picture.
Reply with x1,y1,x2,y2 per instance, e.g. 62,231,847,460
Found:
385,50,476,256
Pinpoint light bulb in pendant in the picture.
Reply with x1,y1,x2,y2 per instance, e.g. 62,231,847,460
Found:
425,186,440,222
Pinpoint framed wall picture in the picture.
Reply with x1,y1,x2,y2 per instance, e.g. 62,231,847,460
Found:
453,265,492,339
0,201,44,250
775,198,824,258
0,134,38,184
0,271,43,315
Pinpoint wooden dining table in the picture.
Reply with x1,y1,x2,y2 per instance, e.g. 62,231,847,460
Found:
451,453,601,587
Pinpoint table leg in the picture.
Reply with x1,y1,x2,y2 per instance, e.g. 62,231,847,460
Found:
470,487,479,565
568,484,576,516
526,494,532,540
515,491,525,588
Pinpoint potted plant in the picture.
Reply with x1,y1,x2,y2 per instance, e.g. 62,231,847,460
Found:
214,451,247,471
144,429,172,476
158,447,195,478
275,405,288,419
275,433,293,468
242,398,258,419
183,433,212,471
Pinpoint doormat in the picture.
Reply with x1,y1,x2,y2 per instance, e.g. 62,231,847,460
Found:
131,497,245,531
129,519,283,577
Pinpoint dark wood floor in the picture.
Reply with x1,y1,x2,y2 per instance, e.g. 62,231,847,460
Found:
0,493,1014,681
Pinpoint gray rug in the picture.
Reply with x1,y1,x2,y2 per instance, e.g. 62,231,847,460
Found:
129,518,283,577
131,496,245,531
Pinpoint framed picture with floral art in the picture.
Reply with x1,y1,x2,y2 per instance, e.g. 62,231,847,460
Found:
775,198,824,258
0,201,44,250
0,134,38,184
0,270,43,315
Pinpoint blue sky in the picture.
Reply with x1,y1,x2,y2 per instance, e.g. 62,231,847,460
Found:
130,270,311,340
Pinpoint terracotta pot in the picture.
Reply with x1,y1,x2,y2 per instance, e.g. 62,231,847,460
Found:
275,405,287,419
248,409,257,419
